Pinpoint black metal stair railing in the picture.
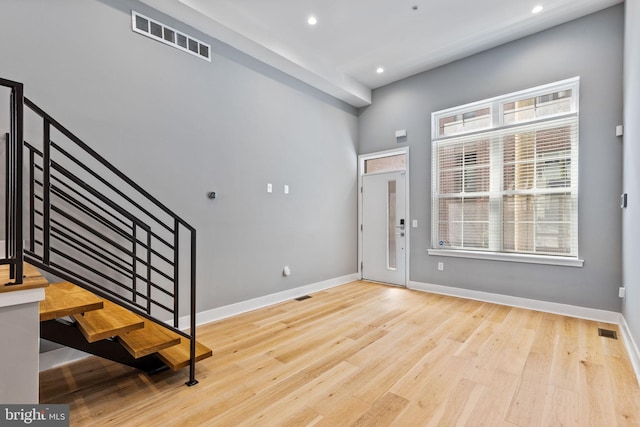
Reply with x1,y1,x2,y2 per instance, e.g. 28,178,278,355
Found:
0,78,24,285
0,78,200,386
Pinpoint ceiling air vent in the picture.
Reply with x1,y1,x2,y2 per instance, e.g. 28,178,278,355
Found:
131,11,211,62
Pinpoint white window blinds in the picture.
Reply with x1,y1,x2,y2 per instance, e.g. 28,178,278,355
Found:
431,78,579,258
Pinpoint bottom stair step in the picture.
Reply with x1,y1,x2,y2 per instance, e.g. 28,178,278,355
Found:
157,338,213,371
118,320,181,359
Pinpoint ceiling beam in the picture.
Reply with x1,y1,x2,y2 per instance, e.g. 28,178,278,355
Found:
139,0,372,107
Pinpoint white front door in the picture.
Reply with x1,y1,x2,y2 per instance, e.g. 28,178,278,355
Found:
362,171,406,286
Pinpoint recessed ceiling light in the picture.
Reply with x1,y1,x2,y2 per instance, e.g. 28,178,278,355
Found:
307,16,317,25
376,67,384,74
532,5,544,14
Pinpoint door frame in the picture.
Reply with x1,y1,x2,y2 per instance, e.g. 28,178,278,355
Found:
358,147,410,287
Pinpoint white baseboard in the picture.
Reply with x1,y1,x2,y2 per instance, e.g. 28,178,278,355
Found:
38,272,359,371
411,281,640,386
178,273,360,329
408,281,621,324
619,315,640,385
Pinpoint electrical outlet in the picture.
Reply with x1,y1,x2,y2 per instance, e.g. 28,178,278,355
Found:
619,287,626,298
437,262,444,271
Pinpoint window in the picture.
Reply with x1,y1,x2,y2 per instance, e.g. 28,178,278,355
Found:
430,78,581,265
364,154,406,174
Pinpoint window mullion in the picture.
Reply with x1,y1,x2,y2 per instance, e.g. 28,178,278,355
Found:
533,130,538,254
489,102,502,252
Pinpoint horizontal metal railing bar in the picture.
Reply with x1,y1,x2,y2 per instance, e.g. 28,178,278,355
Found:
148,299,175,316
50,141,174,234
0,78,22,88
51,187,134,243
127,290,174,315
53,238,134,282
25,98,193,230
51,227,135,279
24,250,43,263
134,257,174,283
50,246,136,291
51,207,135,257
51,174,133,231
148,231,174,251
133,240,175,268
133,272,174,298
45,260,130,297
23,141,43,157
51,187,132,237
51,160,151,232
50,221,134,274
52,223,134,269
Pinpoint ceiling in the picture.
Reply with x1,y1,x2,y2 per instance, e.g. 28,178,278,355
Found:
141,0,622,107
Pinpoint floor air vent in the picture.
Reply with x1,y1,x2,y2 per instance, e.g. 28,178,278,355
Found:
132,11,211,61
294,295,312,301
598,328,618,339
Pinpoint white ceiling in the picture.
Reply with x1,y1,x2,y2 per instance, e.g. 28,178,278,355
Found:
141,0,622,107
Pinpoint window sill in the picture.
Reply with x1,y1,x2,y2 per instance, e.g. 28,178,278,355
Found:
427,249,584,267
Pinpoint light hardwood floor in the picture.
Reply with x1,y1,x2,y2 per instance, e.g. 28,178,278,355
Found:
40,281,640,426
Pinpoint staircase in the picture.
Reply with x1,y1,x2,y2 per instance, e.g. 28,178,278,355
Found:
41,278,211,373
0,77,211,385
2,264,212,373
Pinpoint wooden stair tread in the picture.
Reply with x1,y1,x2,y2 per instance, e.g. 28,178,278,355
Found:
72,299,144,343
157,338,213,371
40,281,103,321
0,263,48,292
118,320,181,359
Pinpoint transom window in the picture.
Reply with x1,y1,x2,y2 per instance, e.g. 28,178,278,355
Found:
430,78,580,264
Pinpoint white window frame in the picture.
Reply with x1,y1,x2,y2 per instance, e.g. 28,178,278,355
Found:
429,77,583,267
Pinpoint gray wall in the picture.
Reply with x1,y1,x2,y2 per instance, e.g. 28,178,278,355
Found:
623,0,640,346
0,0,358,311
359,6,624,311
